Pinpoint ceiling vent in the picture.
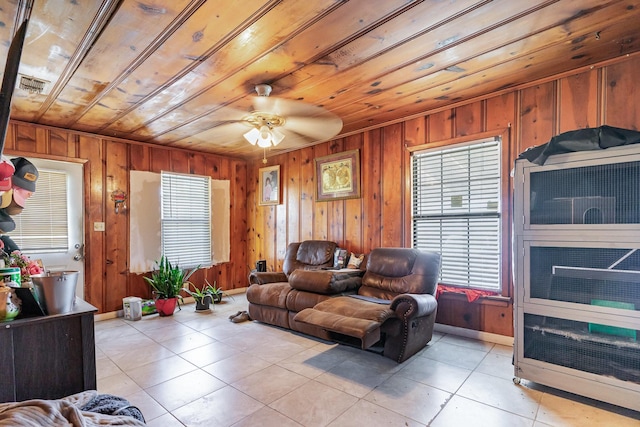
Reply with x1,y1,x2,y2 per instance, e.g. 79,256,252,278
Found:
18,74,49,94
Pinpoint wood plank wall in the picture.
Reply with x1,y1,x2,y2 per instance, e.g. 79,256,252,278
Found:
247,53,640,337
4,126,248,313
3,53,637,325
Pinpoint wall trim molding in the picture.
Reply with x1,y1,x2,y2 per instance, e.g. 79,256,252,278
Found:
435,323,514,347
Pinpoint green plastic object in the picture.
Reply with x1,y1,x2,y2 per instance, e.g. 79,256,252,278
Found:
141,299,157,315
588,299,637,340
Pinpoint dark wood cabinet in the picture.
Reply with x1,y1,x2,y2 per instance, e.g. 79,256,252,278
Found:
0,299,97,403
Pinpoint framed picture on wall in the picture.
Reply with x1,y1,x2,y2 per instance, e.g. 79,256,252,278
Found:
259,165,280,206
314,149,361,202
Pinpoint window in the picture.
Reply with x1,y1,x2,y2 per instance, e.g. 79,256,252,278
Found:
161,172,211,268
412,137,501,290
11,169,68,253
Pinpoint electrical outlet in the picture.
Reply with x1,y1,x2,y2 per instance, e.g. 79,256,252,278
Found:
94,222,105,232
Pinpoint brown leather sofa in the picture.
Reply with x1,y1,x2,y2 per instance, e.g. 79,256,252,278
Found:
296,247,441,362
247,240,364,338
248,242,441,363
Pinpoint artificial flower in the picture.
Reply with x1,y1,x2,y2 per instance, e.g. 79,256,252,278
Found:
3,249,43,282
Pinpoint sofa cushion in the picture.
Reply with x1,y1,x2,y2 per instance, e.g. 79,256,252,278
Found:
288,269,363,294
361,248,441,296
283,241,337,276
286,289,335,312
294,296,396,349
313,295,395,323
297,240,336,265
294,308,381,349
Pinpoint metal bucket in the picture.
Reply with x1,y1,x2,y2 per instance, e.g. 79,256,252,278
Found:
31,271,79,315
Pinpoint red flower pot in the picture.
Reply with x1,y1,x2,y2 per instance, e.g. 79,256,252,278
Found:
155,297,177,316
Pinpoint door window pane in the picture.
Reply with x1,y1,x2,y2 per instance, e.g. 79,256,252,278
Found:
11,169,68,253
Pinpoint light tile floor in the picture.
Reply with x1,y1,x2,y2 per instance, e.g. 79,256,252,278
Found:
95,293,640,426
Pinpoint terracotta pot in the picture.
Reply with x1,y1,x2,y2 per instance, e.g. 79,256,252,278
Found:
155,297,177,316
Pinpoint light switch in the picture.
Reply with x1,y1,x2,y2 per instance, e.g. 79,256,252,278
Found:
94,222,105,232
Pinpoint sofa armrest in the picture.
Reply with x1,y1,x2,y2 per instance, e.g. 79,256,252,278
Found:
248,271,288,285
390,293,437,319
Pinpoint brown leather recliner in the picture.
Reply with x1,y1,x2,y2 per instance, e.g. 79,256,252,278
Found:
294,247,441,362
247,240,363,334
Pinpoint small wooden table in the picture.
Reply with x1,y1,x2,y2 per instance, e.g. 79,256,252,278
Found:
0,299,97,402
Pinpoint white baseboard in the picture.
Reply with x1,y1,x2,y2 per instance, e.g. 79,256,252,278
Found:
94,311,120,321
435,323,514,347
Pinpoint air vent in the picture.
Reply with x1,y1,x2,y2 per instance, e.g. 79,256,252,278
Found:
18,75,48,94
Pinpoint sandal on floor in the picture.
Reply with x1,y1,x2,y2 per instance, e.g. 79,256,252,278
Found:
228,310,243,320
231,311,251,323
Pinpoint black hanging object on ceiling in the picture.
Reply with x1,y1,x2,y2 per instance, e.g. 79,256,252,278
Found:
0,19,29,157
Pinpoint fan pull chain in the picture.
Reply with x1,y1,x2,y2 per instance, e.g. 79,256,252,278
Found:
262,148,268,164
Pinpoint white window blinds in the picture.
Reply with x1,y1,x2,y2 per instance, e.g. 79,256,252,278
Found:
161,172,211,268
412,137,501,290
11,169,69,252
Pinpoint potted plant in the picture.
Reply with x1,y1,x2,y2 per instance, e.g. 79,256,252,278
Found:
207,279,233,304
144,256,197,316
183,281,216,312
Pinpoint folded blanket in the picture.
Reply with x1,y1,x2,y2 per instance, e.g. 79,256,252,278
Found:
435,284,498,302
0,390,146,426
81,393,144,422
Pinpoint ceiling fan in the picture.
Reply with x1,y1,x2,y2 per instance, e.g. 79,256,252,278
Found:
222,84,343,157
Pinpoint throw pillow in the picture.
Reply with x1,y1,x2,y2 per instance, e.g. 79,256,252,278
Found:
347,252,364,269
333,248,348,268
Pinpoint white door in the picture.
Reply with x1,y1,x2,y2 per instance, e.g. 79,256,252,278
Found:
12,158,85,299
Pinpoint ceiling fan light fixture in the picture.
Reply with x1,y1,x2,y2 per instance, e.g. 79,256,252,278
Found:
271,127,285,146
243,128,260,145
245,120,285,148
257,136,272,148
259,125,271,140
257,126,272,148
243,110,288,148
239,83,341,153
254,84,272,97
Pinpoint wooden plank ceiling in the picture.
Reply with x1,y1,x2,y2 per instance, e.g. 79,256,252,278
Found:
1,0,639,159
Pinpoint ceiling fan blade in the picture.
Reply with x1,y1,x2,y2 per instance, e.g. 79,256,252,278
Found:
282,115,343,140
252,96,339,120
269,127,319,150
251,95,343,141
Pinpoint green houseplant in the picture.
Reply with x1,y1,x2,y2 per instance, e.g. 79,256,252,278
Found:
183,280,216,312
183,279,231,311
207,279,233,304
144,256,198,316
